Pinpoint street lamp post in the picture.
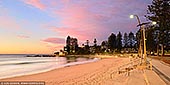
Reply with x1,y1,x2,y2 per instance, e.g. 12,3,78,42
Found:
130,15,143,58
138,22,157,65
130,15,141,24
130,15,157,65
142,25,147,64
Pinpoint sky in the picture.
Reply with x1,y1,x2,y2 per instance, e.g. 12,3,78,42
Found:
0,0,152,54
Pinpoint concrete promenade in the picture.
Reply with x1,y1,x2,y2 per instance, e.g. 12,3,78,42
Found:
152,58,170,84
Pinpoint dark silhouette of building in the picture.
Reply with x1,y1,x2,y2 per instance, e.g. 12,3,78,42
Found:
64,36,78,54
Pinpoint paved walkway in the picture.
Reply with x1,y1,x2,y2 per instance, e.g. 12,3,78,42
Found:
127,69,166,85
152,59,170,79
151,59,170,84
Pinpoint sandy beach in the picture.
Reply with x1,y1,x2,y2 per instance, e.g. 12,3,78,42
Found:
0,57,166,85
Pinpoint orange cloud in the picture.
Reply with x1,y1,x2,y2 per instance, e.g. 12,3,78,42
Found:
45,44,64,51
23,0,46,10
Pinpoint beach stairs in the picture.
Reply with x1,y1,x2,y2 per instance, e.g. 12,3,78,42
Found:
118,57,141,76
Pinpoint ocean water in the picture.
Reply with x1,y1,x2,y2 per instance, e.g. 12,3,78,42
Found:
0,54,99,79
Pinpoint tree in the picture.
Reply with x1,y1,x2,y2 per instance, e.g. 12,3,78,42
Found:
146,0,170,56
146,26,157,54
136,29,143,55
93,38,97,53
94,38,97,47
101,41,107,53
74,38,78,53
86,40,89,46
123,32,128,48
116,32,122,53
84,40,90,54
66,36,71,46
128,32,135,48
66,36,71,54
108,33,116,52
101,41,106,46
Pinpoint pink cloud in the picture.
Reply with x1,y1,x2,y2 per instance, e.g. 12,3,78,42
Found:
49,26,100,42
17,0,151,52
23,0,46,10
0,16,21,29
17,35,30,38
43,0,151,45
52,4,113,42
61,0,70,4
42,37,65,44
41,40,64,51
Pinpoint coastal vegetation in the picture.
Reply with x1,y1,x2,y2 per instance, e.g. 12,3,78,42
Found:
64,31,138,55
144,0,170,56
